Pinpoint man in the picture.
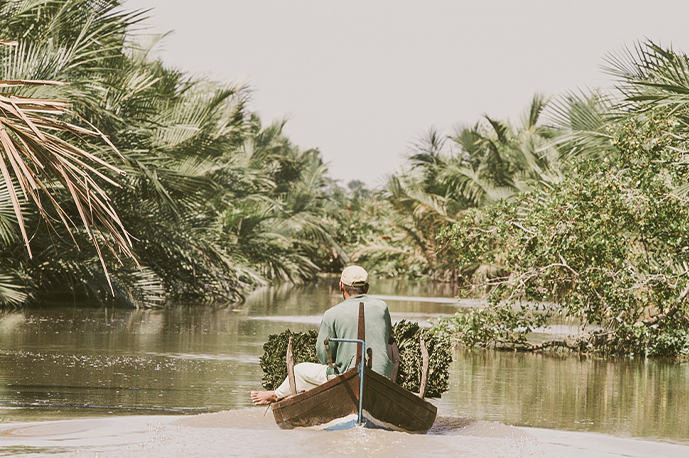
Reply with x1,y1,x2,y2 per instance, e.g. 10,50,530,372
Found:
250,265,394,405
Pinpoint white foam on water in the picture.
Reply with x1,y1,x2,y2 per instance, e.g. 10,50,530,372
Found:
1,409,687,458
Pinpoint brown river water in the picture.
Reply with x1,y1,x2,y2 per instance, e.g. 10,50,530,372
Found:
0,278,688,457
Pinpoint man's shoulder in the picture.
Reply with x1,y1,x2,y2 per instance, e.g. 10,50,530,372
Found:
358,294,388,307
327,295,388,312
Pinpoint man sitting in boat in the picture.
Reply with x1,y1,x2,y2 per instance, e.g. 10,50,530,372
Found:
250,265,394,405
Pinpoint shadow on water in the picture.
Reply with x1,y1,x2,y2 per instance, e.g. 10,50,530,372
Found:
427,415,477,435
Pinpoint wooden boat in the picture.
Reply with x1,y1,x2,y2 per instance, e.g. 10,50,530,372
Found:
270,303,438,433
271,365,437,432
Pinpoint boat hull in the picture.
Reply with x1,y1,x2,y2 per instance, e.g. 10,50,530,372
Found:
271,367,437,433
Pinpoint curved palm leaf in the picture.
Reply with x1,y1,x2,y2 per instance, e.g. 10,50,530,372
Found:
0,68,133,281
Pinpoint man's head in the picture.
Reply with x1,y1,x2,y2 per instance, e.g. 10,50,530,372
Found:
340,265,369,297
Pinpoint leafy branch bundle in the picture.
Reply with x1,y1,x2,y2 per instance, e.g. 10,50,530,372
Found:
392,320,452,397
259,330,319,390
259,322,452,397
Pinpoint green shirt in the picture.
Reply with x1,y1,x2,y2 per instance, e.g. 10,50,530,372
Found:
316,294,393,378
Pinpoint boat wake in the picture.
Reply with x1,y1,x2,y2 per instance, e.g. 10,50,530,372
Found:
0,409,687,458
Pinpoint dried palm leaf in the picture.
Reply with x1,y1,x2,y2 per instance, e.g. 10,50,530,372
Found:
0,42,134,291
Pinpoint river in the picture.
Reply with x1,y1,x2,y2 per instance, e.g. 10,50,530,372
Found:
0,277,687,457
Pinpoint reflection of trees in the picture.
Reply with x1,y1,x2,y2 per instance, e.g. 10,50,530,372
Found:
448,351,689,439
0,306,256,413
243,277,341,317
0,311,25,332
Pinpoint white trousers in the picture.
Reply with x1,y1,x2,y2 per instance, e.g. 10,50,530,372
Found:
274,362,329,399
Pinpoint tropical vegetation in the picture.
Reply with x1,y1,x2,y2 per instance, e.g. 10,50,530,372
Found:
0,0,344,308
0,1,687,357
433,43,689,356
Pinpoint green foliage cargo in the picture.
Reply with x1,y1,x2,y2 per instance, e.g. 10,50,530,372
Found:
259,321,452,398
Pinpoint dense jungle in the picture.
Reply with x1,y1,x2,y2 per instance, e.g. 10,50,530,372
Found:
1,0,689,357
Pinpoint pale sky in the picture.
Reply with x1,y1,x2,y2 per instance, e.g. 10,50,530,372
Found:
123,0,689,188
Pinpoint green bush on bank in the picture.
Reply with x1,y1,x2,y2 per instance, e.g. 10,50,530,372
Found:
436,114,689,357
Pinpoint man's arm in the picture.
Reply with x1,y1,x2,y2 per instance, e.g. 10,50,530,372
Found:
384,306,398,380
316,313,334,366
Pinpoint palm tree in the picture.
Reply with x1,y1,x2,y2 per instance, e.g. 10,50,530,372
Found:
0,1,241,306
214,117,345,285
366,95,561,279
0,0,143,298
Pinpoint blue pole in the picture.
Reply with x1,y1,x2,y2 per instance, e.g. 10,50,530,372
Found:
326,337,365,426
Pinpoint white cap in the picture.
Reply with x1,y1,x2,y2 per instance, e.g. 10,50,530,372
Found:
340,266,369,287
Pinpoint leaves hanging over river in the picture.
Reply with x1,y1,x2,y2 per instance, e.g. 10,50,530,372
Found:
259,322,452,396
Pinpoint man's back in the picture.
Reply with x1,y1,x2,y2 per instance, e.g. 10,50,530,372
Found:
316,294,393,378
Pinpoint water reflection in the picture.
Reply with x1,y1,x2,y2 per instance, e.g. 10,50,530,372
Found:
436,351,689,442
0,306,261,421
0,278,687,445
